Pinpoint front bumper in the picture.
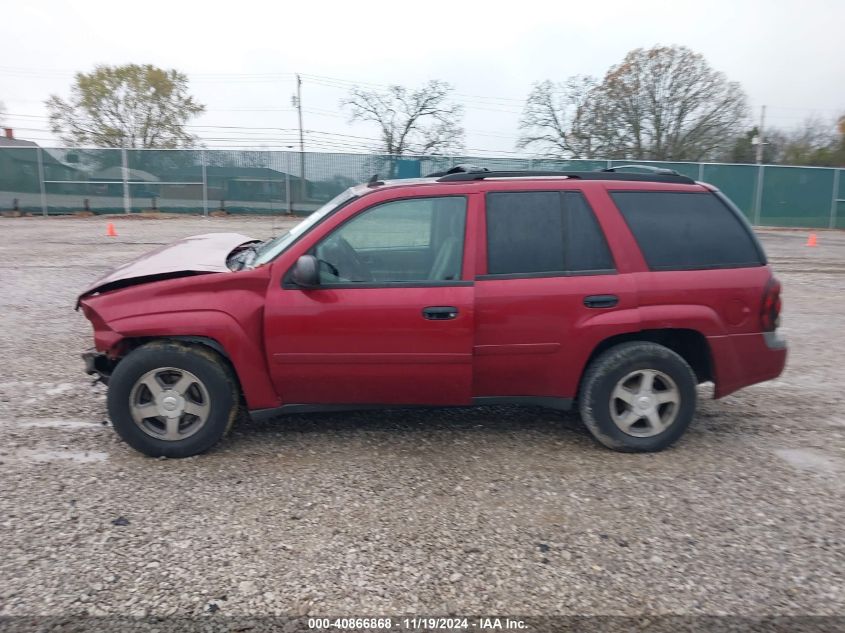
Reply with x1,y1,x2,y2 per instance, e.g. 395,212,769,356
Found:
82,349,115,384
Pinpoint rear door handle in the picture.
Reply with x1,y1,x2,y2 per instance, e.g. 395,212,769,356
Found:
422,306,459,320
583,294,619,309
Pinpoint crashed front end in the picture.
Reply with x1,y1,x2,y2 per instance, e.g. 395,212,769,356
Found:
77,232,260,383
82,348,116,384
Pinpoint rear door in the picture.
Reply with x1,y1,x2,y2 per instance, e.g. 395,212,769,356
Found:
473,187,634,401
264,194,478,406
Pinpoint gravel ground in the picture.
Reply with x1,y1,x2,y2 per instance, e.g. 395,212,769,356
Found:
0,215,843,620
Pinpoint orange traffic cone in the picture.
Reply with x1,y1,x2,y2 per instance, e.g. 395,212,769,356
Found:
806,233,817,247
106,222,117,237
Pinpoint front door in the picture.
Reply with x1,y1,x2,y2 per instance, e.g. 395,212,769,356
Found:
264,195,475,406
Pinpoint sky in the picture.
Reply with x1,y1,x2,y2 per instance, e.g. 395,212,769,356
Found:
1,0,843,156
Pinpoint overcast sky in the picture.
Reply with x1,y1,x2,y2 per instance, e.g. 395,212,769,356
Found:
1,0,843,155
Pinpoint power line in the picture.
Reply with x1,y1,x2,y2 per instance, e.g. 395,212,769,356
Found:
300,72,526,105
3,114,521,141
1,65,840,116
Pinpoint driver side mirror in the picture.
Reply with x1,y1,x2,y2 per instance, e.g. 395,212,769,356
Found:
290,254,319,288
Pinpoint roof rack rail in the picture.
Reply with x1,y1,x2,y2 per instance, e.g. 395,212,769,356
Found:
600,164,681,176
425,163,490,178
435,170,696,184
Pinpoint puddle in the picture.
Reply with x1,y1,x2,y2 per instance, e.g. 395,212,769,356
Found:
775,448,843,475
14,418,102,430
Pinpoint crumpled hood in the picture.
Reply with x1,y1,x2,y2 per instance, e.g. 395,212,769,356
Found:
78,232,257,301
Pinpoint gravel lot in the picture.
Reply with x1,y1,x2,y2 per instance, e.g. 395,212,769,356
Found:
0,215,843,620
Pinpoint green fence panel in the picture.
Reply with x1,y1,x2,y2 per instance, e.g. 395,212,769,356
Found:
304,152,386,206
834,169,845,229
759,166,836,228
0,146,40,212
41,148,124,214
125,149,204,213
1,147,842,227
201,150,302,215
701,163,759,219
395,159,422,179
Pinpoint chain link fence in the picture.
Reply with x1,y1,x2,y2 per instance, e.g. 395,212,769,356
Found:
0,147,842,228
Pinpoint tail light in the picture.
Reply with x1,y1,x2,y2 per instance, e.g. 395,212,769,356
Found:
760,277,782,332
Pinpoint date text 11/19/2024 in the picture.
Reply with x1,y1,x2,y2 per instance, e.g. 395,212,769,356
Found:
307,617,528,630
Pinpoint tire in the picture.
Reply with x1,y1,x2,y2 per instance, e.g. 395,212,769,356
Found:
578,341,697,452
107,341,239,458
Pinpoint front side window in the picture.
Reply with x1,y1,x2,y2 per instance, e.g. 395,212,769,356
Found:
485,191,614,276
313,196,467,284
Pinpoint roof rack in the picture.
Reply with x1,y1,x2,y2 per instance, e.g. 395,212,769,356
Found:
425,163,490,178
435,170,696,185
600,164,681,176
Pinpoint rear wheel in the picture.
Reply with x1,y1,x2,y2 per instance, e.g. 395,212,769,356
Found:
578,342,697,452
107,342,239,457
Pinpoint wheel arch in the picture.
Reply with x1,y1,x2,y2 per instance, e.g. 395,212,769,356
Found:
578,328,713,398
113,336,241,398
105,310,280,410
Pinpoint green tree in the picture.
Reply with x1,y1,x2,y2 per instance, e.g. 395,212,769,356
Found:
46,64,205,148
779,117,842,167
726,127,784,164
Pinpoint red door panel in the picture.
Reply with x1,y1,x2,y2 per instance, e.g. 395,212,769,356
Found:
264,285,474,405
473,274,635,399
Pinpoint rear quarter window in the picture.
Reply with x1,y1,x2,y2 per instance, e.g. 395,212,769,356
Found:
611,191,764,270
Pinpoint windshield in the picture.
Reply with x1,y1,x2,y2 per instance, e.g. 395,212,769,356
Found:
251,188,358,266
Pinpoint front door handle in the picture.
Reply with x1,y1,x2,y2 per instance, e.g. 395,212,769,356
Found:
583,294,619,309
422,306,459,320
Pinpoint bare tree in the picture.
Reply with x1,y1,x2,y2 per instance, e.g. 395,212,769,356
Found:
341,80,464,156
46,64,205,148
520,46,749,161
517,76,605,158
597,46,748,161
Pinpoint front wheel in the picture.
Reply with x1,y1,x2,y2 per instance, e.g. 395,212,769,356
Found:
107,342,239,458
578,341,697,452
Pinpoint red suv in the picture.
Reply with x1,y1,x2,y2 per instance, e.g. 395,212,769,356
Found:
78,167,786,458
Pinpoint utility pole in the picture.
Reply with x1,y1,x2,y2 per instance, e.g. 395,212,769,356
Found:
753,105,766,226
294,74,306,206
285,145,292,216
121,147,131,215
755,105,766,164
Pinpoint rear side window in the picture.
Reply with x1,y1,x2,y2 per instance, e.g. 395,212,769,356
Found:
611,191,763,270
485,191,614,276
